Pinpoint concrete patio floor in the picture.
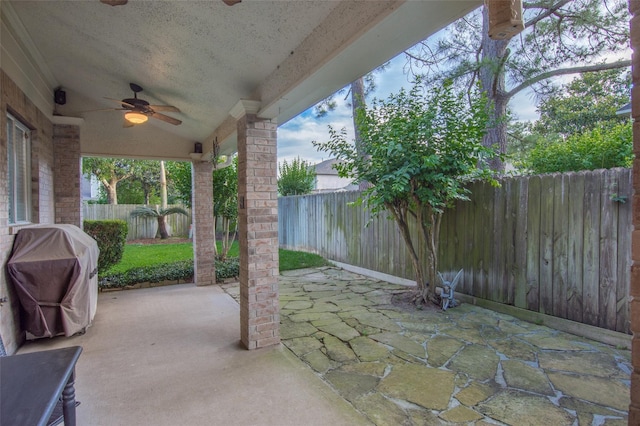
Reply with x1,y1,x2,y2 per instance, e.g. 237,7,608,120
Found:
18,283,369,426
19,266,632,425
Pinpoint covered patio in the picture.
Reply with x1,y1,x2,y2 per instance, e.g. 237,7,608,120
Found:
1,1,639,424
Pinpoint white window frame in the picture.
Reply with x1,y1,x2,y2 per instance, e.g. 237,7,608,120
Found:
7,113,32,225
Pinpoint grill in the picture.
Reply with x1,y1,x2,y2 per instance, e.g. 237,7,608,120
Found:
8,225,99,339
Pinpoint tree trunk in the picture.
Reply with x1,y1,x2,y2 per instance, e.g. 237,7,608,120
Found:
415,204,441,304
160,160,168,209
157,216,169,239
351,77,371,190
386,203,426,298
103,178,118,205
480,6,510,172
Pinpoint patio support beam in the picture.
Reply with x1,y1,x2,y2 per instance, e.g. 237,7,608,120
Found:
232,100,280,350
630,1,640,423
191,160,216,287
52,117,83,227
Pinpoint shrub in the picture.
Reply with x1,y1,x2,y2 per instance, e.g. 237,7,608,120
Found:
84,220,128,273
525,122,632,174
99,258,240,289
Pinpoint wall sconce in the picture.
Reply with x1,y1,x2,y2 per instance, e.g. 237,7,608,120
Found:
124,111,148,124
194,142,203,153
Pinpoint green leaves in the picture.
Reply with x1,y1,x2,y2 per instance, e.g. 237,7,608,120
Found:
130,205,189,219
278,157,316,196
525,121,633,173
316,78,495,217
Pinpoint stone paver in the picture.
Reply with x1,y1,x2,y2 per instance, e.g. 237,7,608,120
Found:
223,267,632,425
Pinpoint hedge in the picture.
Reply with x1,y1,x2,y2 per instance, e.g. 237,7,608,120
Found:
84,220,128,273
98,258,240,289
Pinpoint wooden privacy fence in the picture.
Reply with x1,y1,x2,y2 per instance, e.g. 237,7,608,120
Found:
83,204,192,241
279,168,632,334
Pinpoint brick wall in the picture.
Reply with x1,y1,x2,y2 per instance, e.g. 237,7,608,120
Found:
630,1,640,423
53,124,81,227
191,160,216,286
237,114,280,350
0,70,54,354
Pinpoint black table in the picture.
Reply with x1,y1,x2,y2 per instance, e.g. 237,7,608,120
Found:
1,346,82,426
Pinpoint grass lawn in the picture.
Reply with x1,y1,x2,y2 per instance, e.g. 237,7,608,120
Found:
106,240,329,274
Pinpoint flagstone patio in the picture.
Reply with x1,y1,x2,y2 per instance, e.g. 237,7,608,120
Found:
225,267,632,425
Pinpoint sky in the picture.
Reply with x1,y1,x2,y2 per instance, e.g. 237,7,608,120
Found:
276,52,541,167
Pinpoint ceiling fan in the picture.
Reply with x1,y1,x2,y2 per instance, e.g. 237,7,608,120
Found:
103,83,182,127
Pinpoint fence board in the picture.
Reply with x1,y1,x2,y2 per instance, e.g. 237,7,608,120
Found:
491,182,505,303
83,204,191,240
514,178,529,309
616,168,632,333
582,174,601,327
526,176,541,312
539,174,555,315
552,174,569,318
278,169,633,334
599,169,618,330
503,178,517,306
567,173,585,323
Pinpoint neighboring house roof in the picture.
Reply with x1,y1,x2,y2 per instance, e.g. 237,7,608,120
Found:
313,158,341,175
616,102,631,117
312,158,358,193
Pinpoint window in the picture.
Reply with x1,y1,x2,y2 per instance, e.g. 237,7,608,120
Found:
7,113,31,224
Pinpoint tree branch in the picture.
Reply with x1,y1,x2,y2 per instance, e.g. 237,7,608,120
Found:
524,0,572,27
505,60,631,99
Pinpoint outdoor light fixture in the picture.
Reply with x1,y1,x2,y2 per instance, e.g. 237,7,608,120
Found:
124,111,148,124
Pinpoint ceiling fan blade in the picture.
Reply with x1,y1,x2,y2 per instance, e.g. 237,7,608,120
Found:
150,105,180,113
101,0,128,6
105,97,135,109
223,0,241,5
151,112,182,126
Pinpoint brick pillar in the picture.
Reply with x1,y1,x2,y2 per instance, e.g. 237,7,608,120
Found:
233,100,280,350
630,2,640,424
191,160,216,286
52,123,82,227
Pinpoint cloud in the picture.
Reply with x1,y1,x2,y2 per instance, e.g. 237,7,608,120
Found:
277,101,355,165
277,50,542,164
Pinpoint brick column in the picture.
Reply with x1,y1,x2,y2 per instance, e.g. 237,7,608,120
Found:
191,160,216,286
630,2,640,424
52,122,82,227
232,100,280,350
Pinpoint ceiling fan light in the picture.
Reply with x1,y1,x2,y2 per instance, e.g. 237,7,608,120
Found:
124,111,148,124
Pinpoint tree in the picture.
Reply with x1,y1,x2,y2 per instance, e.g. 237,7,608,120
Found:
405,0,630,171
524,121,632,173
278,157,316,196
315,67,387,189
532,68,631,137
130,206,189,239
82,157,136,204
134,160,161,205
165,161,192,207
314,79,497,304
213,157,238,260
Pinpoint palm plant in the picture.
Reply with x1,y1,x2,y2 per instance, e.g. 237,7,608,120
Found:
130,206,189,239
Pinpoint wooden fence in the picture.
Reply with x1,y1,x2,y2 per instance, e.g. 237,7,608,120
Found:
279,168,632,334
83,204,192,241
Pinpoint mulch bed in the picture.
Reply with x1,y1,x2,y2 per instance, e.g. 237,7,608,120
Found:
391,290,442,313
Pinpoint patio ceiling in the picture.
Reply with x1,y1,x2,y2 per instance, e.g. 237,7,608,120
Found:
2,0,479,161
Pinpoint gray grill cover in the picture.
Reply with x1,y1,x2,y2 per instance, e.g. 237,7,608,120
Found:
7,224,99,338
